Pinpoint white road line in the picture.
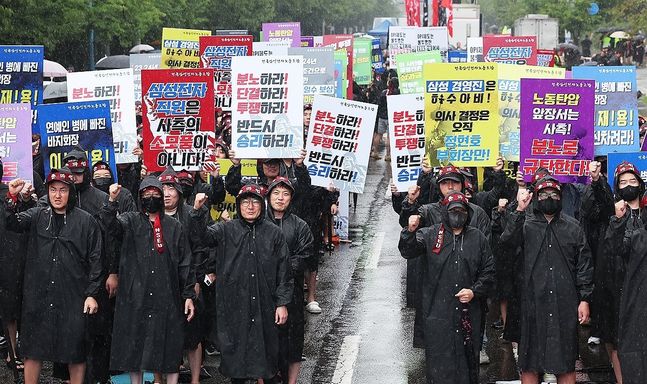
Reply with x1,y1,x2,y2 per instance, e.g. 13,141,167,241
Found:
331,335,362,384
364,231,385,269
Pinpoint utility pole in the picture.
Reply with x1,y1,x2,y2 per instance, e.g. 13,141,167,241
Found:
88,0,95,70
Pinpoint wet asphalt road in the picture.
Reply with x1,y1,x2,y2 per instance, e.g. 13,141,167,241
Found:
0,146,620,384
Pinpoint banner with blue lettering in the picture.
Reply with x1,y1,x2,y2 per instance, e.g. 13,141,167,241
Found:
572,66,639,155
37,101,116,177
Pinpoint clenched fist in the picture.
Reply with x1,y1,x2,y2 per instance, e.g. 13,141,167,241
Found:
615,199,627,219
109,184,122,202
193,192,208,210
408,214,421,233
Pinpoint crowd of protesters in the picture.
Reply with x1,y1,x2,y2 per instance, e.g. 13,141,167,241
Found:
1,55,647,384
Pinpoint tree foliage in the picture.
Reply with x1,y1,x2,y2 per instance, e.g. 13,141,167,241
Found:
0,0,399,70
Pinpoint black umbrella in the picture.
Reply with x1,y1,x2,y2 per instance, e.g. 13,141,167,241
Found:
580,61,601,66
558,42,579,51
460,303,478,384
95,55,130,69
596,27,614,33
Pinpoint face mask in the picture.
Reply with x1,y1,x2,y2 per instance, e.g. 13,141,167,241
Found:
448,211,468,229
94,177,112,193
619,185,640,202
141,196,164,213
181,184,193,199
537,197,561,215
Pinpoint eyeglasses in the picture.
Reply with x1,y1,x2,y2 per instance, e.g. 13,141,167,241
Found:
240,199,262,207
538,191,561,200
618,178,640,187
49,187,69,196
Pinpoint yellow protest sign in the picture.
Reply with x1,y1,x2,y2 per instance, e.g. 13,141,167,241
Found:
424,63,499,167
161,27,211,69
497,64,566,162
209,159,258,221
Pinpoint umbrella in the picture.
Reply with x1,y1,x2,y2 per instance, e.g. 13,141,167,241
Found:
633,34,645,41
596,27,614,33
43,81,67,101
129,44,155,54
95,55,130,69
43,59,68,78
610,31,631,39
558,42,579,51
580,61,600,66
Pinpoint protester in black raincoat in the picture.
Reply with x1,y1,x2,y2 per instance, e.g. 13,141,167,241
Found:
500,177,593,383
266,177,314,384
606,191,647,383
598,161,646,382
190,184,293,383
4,169,104,384
399,191,495,384
177,168,226,207
399,165,491,347
91,161,136,213
101,176,196,384
159,167,212,384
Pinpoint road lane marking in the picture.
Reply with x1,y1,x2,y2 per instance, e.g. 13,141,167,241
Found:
331,335,362,384
364,231,385,269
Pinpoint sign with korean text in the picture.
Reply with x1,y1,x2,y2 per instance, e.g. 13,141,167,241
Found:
301,36,314,47
0,103,33,183
323,35,354,100
388,26,449,64
334,51,347,99
467,37,483,62
572,66,639,155
288,47,335,104
37,101,116,177
0,45,43,133
231,56,304,158
253,42,290,57
210,159,258,221
67,69,138,164
353,38,373,85
498,64,566,161
305,95,377,193
141,69,216,172
520,78,595,184
199,35,253,112
424,63,499,167
161,27,211,69
396,51,442,94
537,49,555,67
483,35,537,65
130,53,161,101
262,22,301,48
388,94,425,192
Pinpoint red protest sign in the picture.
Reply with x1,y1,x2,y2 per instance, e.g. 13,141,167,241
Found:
483,35,537,66
141,69,216,172
199,35,253,112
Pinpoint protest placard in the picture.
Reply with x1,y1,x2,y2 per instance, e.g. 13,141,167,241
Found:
288,47,335,104
37,101,116,177
607,152,647,188
448,50,468,63
199,35,253,112
497,64,566,161
353,38,373,85
370,38,385,75
0,45,44,132
231,56,304,159
253,42,290,57
301,36,314,47
396,51,442,94
262,22,301,47
483,35,537,65
67,69,138,164
0,103,33,183
305,95,377,193
161,27,211,69
324,35,354,100
520,78,595,184
209,159,258,221
334,190,349,240
334,50,348,99
467,37,483,62
388,26,449,64
141,69,216,172
388,93,425,192
537,49,555,67
130,53,161,101
572,66,639,155
423,63,499,167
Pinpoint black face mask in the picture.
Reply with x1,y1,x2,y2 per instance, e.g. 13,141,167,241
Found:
93,177,112,193
141,196,164,213
448,211,468,229
537,197,562,215
181,184,193,200
619,185,640,202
